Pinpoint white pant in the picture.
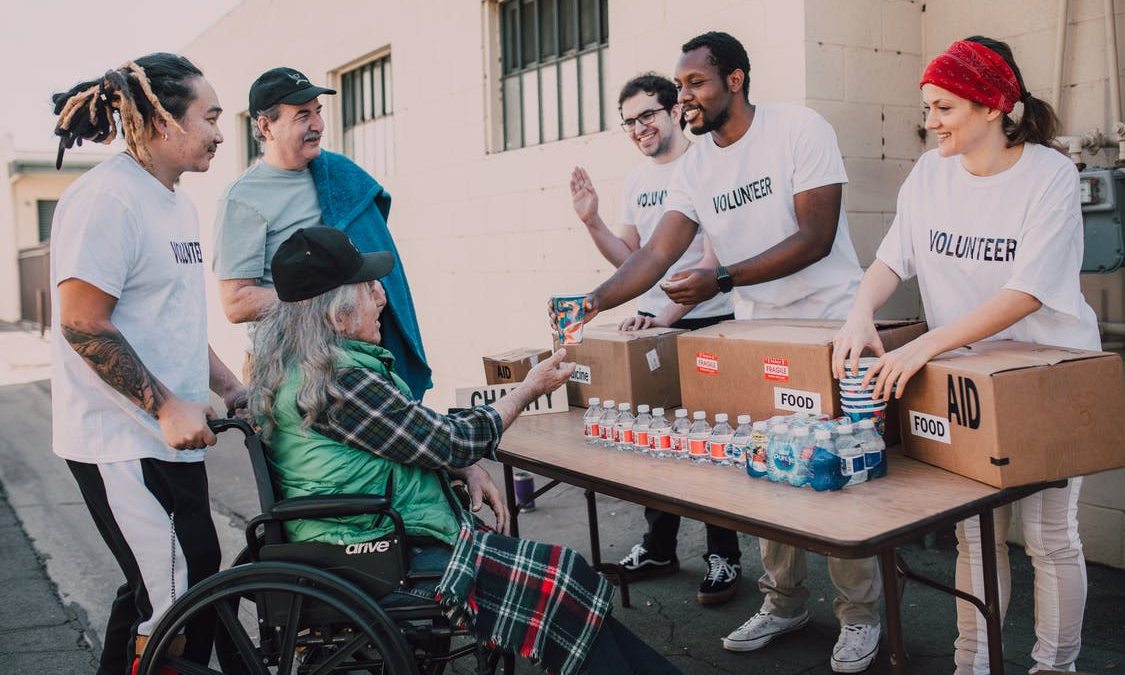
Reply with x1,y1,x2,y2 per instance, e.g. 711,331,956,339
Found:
954,478,1085,675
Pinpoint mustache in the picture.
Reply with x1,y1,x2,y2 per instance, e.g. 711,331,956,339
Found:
303,131,322,142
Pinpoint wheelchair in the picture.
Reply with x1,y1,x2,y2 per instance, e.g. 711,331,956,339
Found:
135,418,515,675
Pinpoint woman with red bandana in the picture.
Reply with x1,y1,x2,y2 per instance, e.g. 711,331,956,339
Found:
832,36,1096,674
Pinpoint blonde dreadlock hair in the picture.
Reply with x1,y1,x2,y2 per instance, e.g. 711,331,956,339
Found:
52,53,202,170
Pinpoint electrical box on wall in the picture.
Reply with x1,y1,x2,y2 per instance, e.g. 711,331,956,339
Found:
1080,168,1125,273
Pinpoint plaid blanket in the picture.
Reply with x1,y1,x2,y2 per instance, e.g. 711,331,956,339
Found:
436,516,614,675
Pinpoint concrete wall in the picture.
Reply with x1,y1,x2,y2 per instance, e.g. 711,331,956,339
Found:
181,0,1125,568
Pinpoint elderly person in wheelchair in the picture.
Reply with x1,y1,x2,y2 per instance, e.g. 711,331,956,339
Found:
247,226,683,675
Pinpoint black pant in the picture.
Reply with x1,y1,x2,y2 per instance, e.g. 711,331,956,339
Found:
68,459,220,675
637,311,741,563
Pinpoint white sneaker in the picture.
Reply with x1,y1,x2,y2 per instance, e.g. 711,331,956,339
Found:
831,623,881,673
721,610,809,652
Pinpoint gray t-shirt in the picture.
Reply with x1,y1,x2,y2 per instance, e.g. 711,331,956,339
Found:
213,161,324,285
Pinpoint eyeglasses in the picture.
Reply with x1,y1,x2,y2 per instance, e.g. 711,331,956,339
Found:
620,107,668,131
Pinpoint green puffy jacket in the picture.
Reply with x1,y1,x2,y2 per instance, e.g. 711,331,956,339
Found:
266,339,460,545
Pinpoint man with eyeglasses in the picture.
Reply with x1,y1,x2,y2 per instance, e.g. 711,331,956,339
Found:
564,32,880,674
569,72,738,605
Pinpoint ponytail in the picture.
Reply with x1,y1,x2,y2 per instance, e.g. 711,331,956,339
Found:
964,36,1059,147
51,53,202,170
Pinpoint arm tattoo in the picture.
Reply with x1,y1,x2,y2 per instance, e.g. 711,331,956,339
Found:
61,323,170,418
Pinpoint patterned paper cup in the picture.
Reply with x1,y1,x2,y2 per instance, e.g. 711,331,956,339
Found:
840,404,888,435
551,294,587,345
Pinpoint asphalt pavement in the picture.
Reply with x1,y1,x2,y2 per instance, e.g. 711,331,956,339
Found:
1,321,1122,674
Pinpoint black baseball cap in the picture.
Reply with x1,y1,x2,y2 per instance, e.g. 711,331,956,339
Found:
272,227,394,302
248,67,336,114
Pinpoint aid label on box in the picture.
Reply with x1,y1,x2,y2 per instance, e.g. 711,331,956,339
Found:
774,387,821,413
696,351,718,375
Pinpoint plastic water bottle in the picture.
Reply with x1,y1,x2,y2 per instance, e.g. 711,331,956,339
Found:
707,413,734,466
632,404,652,454
746,421,770,478
668,409,690,460
687,411,712,463
727,414,753,470
649,407,671,458
856,419,887,479
614,403,635,451
765,423,793,483
583,398,602,444
789,426,813,488
598,400,616,447
809,429,848,491
835,423,867,486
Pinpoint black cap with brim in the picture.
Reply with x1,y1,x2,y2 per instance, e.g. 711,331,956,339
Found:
272,227,394,302
248,67,337,114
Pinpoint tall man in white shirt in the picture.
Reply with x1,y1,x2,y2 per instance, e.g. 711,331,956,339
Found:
570,73,738,605
578,32,879,673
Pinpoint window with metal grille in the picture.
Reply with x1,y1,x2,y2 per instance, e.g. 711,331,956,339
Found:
341,54,394,177
37,200,57,242
499,0,608,151
244,113,263,167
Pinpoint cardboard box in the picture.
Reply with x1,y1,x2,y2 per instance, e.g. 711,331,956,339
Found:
677,319,927,444
898,340,1125,487
554,324,686,409
482,348,552,385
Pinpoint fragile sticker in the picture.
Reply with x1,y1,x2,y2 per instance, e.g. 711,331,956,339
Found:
645,348,661,372
696,351,718,375
763,357,789,382
569,364,591,385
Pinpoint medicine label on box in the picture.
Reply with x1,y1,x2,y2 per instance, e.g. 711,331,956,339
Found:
569,364,591,385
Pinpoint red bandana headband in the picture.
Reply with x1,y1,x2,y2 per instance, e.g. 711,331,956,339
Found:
920,40,1022,113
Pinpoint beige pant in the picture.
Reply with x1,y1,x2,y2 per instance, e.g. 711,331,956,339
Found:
954,478,1085,675
757,538,882,626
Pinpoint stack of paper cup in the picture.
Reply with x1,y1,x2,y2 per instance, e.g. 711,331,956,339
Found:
838,357,887,435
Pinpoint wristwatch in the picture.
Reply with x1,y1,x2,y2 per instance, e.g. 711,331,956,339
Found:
715,266,734,293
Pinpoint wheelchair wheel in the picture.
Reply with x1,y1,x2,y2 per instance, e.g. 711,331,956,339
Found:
137,561,418,675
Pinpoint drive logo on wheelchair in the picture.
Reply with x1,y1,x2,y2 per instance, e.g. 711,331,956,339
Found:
345,540,393,555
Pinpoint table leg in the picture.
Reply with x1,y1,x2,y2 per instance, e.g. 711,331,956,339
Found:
880,548,906,675
584,489,630,608
502,464,519,538
978,508,1005,675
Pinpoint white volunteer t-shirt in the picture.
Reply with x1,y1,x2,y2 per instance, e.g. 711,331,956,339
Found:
664,103,861,319
877,143,1099,350
50,153,210,463
619,150,732,320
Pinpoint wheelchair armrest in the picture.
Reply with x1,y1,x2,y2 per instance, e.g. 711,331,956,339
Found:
268,494,393,520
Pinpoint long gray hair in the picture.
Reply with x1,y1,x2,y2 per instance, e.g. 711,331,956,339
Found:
250,283,364,439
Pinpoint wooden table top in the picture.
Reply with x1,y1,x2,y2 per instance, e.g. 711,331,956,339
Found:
497,409,1052,556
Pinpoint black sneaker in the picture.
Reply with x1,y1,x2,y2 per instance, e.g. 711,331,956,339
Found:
614,543,680,582
697,553,741,605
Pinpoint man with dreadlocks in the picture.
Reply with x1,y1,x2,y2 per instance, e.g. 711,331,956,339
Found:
49,53,245,675
213,67,431,400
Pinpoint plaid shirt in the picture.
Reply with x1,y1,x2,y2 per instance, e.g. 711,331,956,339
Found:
312,363,613,675
311,367,503,469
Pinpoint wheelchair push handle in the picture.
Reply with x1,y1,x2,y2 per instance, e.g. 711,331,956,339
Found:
207,417,255,437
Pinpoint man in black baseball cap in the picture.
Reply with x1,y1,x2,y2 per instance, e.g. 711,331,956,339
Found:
214,64,432,401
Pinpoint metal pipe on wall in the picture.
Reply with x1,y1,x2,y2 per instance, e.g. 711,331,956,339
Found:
1106,0,1125,163
1052,0,1070,111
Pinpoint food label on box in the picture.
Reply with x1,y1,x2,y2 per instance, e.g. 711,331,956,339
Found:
696,351,718,375
645,349,661,372
773,387,822,413
908,410,952,444
569,364,592,385
763,357,790,382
